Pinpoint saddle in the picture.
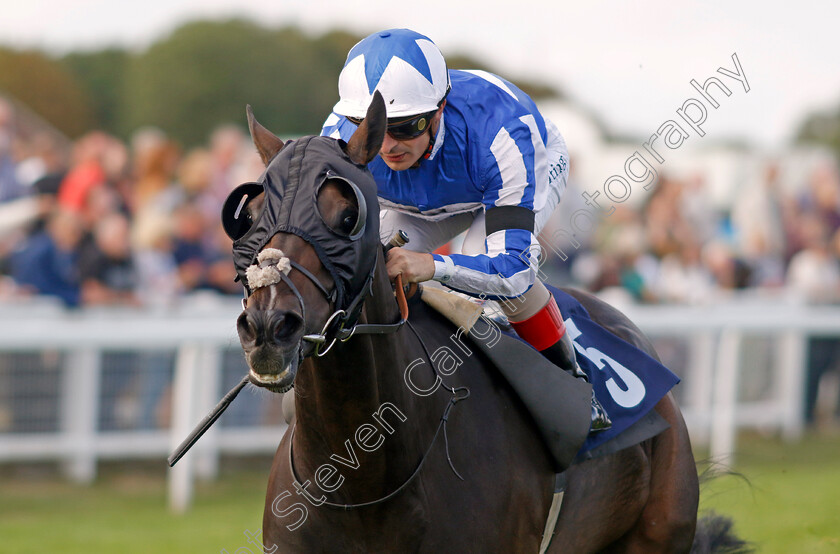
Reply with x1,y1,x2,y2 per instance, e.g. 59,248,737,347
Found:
419,286,673,472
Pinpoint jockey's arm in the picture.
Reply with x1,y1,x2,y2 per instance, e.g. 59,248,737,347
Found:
383,206,542,300
430,221,540,300
426,116,545,300
385,247,435,283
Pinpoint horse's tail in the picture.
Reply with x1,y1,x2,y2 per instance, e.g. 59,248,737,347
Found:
690,511,753,553
690,462,753,553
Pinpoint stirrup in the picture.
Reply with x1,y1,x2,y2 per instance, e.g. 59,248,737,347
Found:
556,335,612,432
589,391,612,432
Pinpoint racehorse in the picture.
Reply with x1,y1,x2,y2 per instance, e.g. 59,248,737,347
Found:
230,93,701,553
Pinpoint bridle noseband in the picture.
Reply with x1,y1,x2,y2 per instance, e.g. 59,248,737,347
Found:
244,243,408,360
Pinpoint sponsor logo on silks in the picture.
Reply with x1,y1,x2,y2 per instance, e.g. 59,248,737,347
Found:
547,156,567,185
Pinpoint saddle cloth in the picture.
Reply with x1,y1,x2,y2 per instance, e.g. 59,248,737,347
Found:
420,284,680,458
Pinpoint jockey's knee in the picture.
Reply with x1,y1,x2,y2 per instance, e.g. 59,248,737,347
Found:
501,280,551,321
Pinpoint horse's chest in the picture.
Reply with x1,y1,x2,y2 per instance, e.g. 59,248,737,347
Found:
266,496,429,552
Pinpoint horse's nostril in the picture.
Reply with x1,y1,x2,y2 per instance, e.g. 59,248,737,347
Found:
272,312,303,342
238,310,302,348
237,312,258,345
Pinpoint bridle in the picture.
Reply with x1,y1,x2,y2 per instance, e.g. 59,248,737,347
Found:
244,241,409,361
167,239,409,468
286,367,469,510
254,235,471,509
286,313,471,510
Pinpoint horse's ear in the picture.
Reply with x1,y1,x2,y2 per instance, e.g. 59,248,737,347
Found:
345,91,386,166
247,105,284,166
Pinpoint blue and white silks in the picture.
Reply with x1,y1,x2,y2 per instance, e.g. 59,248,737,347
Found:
322,69,569,301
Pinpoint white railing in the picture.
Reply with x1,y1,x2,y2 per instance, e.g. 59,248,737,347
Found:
620,296,839,462
1,293,838,510
0,296,288,512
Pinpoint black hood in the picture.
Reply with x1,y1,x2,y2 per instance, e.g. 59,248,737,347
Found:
222,135,380,310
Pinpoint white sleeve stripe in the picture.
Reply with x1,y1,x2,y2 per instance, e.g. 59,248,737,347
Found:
485,229,507,256
463,70,519,100
520,114,549,211
490,127,528,207
450,263,533,298
433,255,456,282
440,229,541,297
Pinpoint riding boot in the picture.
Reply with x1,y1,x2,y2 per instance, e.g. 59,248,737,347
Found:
509,294,612,432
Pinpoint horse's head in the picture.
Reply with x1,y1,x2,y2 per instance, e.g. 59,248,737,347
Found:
222,93,386,392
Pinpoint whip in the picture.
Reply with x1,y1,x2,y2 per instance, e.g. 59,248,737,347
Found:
167,375,249,467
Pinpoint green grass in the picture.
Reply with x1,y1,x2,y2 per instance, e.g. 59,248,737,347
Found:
0,461,270,553
698,431,840,553
1,433,839,553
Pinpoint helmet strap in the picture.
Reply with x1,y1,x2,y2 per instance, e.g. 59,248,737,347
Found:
410,100,446,169
422,131,436,159
408,130,435,169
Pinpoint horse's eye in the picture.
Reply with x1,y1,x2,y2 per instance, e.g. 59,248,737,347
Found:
338,209,359,235
316,176,367,239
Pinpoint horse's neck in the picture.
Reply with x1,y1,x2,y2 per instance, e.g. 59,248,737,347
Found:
292,249,428,476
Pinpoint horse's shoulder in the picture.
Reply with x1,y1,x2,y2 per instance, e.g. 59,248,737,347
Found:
559,287,661,362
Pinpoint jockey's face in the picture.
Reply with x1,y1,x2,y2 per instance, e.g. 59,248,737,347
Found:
378,105,444,171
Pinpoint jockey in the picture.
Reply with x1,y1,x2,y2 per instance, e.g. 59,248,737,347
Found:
321,29,611,432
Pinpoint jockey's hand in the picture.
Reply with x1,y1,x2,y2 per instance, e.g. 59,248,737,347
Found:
386,247,435,284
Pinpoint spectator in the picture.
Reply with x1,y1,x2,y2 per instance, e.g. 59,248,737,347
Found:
680,173,719,245
130,128,181,214
175,147,215,220
8,208,84,306
786,216,840,303
804,163,840,234
77,212,140,306
131,211,181,307
0,98,27,204
206,124,246,215
788,215,840,426
57,132,111,213
170,202,239,295
657,237,716,304
733,161,787,264
204,224,240,295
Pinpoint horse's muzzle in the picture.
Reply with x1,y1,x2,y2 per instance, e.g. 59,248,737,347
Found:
237,309,303,391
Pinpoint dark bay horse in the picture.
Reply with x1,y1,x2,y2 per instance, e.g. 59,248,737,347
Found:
231,94,700,553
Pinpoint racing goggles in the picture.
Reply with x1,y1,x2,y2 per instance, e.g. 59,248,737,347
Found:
348,110,438,141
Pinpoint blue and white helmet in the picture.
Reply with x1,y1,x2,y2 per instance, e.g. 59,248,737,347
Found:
332,29,450,119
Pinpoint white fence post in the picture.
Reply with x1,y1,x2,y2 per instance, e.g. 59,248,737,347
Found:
686,331,716,445
194,345,222,481
168,342,202,514
61,348,101,483
778,330,807,441
710,330,742,465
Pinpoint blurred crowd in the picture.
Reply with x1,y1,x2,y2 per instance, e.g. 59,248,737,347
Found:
2,95,840,309
545,158,840,307
0,97,265,308
2,96,840,429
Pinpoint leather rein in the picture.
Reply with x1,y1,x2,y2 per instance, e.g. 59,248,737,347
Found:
287,317,470,510
281,240,471,510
